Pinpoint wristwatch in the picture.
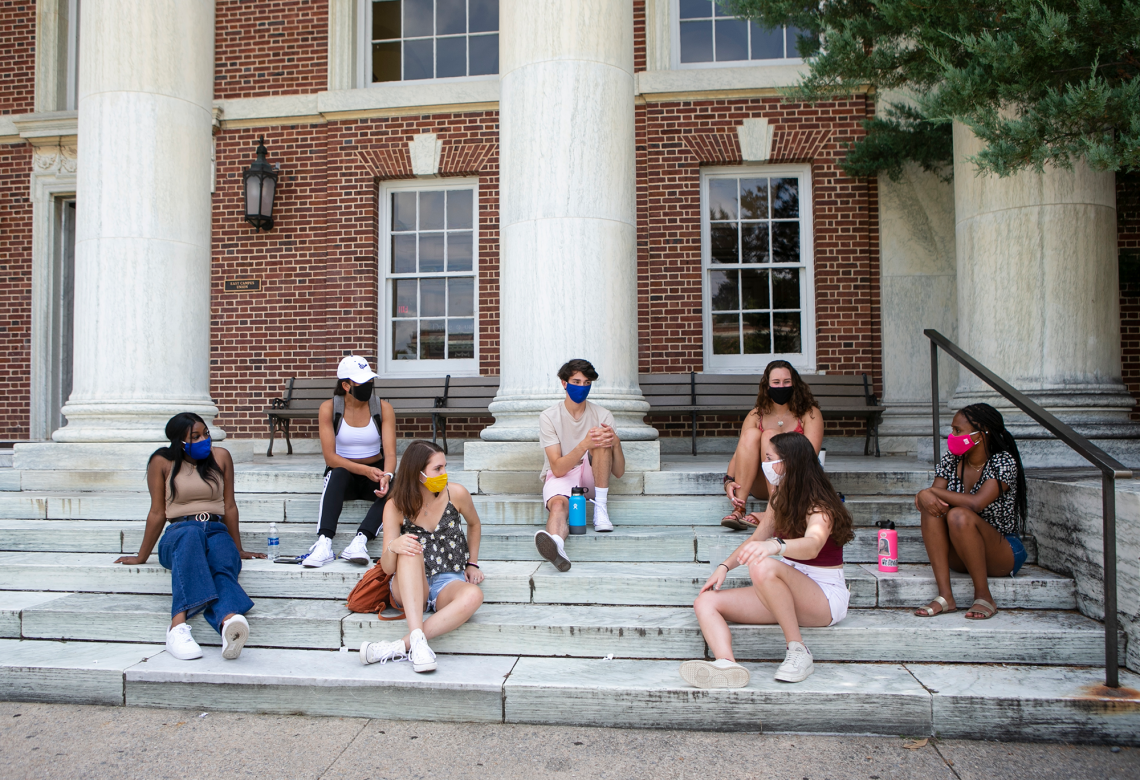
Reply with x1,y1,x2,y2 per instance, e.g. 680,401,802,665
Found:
769,537,787,556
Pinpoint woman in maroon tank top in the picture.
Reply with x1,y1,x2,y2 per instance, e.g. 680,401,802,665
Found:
681,432,854,688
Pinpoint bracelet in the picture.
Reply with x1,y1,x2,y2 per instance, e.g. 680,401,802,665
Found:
723,474,734,485
466,562,480,569
717,563,729,571
383,472,394,480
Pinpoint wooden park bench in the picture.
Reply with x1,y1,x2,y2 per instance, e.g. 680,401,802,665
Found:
639,372,885,456
265,375,500,456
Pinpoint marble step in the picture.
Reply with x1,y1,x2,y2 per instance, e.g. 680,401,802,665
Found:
0,491,917,527
2,640,1134,742
0,552,1072,609
349,604,1111,665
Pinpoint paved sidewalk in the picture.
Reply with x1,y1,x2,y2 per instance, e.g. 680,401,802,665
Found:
1,701,1135,780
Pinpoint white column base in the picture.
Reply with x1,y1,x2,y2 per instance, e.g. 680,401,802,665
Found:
465,439,660,472
51,399,224,443
13,438,253,471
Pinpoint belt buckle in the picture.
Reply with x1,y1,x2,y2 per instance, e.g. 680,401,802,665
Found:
194,512,211,522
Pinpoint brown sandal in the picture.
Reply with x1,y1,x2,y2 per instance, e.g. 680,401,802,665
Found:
964,598,998,620
914,595,957,617
720,512,760,531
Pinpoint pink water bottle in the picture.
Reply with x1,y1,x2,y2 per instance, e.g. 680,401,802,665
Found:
876,520,898,572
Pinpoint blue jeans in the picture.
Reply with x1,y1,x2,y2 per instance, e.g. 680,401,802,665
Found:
158,521,254,634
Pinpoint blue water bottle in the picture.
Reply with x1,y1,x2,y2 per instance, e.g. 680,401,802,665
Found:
568,487,587,535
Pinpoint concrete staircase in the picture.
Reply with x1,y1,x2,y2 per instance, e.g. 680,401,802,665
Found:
0,454,1136,743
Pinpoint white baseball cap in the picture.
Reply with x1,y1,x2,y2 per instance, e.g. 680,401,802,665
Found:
337,355,377,384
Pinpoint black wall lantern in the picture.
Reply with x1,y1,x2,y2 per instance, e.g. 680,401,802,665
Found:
243,136,279,231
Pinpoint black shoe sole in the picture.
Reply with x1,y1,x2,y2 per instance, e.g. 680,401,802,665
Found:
535,532,571,572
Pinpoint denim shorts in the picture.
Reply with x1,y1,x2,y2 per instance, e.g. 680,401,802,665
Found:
427,570,467,612
1005,535,1027,576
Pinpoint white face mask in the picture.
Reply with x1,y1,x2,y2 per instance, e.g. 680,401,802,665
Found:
762,459,784,486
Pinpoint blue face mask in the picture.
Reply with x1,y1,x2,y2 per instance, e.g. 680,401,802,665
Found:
565,383,591,404
184,437,212,460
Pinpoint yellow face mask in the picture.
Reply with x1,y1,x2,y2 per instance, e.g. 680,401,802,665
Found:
421,471,448,493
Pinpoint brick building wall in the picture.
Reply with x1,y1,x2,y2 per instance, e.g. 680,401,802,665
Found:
0,144,32,440
215,0,328,98
0,1,35,117
1117,172,1140,420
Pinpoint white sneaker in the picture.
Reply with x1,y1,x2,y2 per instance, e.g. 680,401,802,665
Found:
340,532,372,565
534,530,571,572
591,500,613,532
679,658,750,689
221,614,250,660
165,623,202,661
359,638,407,666
302,535,335,568
774,641,814,683
408,628,437,673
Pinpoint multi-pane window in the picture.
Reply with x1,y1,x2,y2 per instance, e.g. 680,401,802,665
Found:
703,169,814,369
678,0,813,65
369,0,499,83
384,185,478,372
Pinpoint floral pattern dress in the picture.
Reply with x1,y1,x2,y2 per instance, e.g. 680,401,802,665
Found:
401,502,470,576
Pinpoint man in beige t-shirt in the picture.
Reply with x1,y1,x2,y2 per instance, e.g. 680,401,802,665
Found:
534,359,626,573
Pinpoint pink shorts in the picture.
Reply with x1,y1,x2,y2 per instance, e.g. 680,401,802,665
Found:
542,454,595,508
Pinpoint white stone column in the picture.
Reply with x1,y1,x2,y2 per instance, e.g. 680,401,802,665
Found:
469,0,658,472
952,121,1138,465
54,0,220,443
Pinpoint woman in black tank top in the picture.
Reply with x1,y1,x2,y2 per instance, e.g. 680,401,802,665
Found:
359,440,485,673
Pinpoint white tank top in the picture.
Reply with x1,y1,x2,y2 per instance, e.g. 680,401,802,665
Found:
335,419,382,459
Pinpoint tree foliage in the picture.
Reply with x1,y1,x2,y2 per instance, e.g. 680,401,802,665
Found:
720,0,1140,178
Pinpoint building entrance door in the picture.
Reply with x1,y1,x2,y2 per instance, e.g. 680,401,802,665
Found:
49,198,76,437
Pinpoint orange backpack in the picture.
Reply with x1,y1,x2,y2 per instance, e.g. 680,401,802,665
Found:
346,564,405,620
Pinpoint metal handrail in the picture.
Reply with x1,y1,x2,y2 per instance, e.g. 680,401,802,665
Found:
926,329,1131,688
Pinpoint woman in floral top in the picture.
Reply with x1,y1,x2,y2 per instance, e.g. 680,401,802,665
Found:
914,403,1028,620
360,440,484,673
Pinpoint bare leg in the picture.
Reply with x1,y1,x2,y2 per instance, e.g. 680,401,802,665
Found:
919,507,957,612
730,428,767,509
545,495,569,541
170,611,188,629
946,507,1014,614
390,552,430,642
693,586,775,662
589,446,612,489
419,581,484,642
749,558,832,644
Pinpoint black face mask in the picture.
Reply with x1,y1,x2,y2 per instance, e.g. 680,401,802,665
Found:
767,385,794,406
351,381,374,403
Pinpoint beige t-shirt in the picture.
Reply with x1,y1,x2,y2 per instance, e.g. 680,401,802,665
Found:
538,399,616,478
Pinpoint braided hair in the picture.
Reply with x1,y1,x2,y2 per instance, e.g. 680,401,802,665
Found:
958,403,1027,536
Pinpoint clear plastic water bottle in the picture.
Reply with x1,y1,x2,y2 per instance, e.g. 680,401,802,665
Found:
267,522,279,561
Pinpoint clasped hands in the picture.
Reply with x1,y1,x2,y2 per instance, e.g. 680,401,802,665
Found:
915,488,949,518
586,423,617,449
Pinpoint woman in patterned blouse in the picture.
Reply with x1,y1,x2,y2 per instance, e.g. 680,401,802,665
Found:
914,403,1028,620
360,440,484,673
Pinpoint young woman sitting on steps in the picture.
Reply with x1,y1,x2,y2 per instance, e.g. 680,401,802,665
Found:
682,432,853,688
115,413,265,661
721,360,823,530
914,403,1027,621
359,440,485,672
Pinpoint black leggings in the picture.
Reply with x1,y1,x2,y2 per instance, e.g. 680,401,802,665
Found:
317,467,387,540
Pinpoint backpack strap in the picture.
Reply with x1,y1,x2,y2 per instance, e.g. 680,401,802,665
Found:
332,394,345,436
333,394,384,445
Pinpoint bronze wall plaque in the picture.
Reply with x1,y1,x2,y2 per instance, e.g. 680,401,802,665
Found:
224,279,261,292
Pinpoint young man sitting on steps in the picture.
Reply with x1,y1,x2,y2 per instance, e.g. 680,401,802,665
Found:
534,359,625,572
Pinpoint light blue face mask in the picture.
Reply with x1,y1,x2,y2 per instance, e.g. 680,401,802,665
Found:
184,437,212,460
565,383,591,404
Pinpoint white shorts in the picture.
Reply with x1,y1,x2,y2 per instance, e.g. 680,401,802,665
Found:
780,558,849,626
542,454,595,507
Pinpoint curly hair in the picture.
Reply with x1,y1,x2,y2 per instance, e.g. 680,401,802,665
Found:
754,360,818,419
768,432,854,546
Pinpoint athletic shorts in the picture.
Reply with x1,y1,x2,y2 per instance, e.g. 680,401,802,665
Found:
542,454,595,508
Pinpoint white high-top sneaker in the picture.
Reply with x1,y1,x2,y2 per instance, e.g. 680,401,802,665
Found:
408,629,437,673
774,641,814,683
591,500,613,532
302,535,335,568
340,532,372,565
360,638,407,666
165,623,203,661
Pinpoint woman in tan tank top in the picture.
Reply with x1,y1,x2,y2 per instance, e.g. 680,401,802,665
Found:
115,413,264,661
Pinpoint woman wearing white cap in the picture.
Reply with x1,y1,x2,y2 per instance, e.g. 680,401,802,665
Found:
302,356,397,568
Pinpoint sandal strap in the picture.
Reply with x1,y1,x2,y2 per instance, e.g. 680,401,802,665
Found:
969,598,996,615
931,596,951,611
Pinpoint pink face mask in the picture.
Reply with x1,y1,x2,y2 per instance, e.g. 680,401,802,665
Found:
947,431,979,456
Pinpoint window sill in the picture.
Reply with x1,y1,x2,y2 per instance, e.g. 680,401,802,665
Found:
636,64,811,99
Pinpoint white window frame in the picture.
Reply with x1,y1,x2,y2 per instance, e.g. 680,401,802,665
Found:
700,164,816,373
357,0,500,88
670,0,806,70
379,177,481,377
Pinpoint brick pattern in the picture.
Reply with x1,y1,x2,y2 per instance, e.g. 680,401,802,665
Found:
1118,172,1140,419
0,144,32,439
0,2,35,115
633,0,646,73
210,112,500,437
215,0,327,99
636,96,882,395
